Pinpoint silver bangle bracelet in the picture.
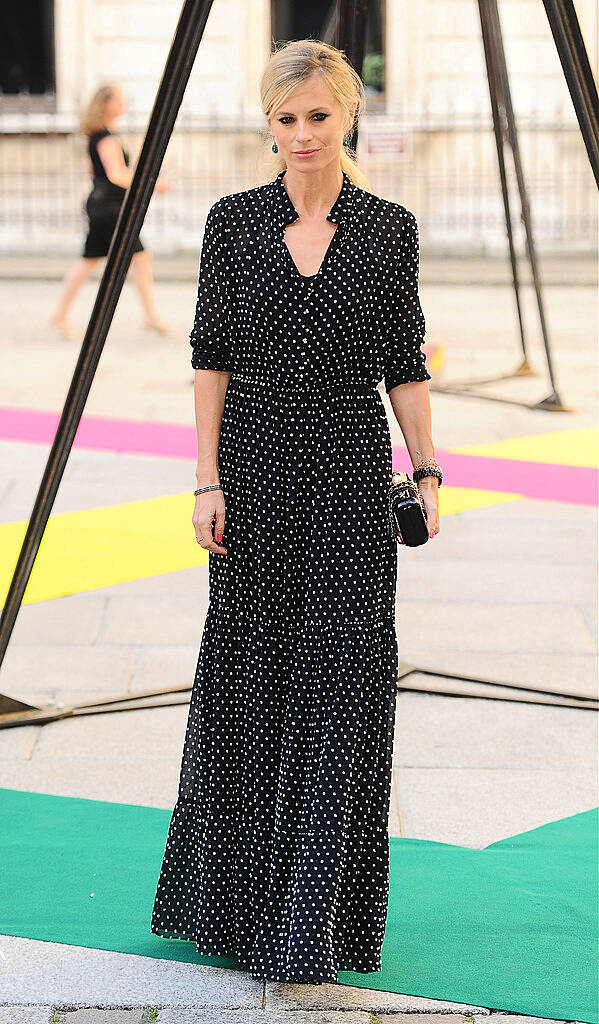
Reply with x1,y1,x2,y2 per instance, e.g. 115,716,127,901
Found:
194,484,222,496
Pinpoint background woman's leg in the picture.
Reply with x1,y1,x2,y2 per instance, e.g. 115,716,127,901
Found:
130,249,171,334
49,256,101,338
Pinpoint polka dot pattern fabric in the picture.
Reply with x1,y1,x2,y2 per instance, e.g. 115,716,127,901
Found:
150,169,431,984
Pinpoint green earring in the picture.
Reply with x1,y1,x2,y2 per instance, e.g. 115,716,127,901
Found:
343,137,350,147
272,141,278,153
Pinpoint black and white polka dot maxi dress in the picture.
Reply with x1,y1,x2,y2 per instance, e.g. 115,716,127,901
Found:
150,168,431,984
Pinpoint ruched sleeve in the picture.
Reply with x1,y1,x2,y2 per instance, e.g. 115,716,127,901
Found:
189,199,233,371
383,209,431,393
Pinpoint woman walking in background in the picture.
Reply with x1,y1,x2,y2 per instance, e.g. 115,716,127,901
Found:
48,82,171,340
151,39,440,984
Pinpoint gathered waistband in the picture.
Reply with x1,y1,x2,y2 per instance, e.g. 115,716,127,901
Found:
228,374,379,395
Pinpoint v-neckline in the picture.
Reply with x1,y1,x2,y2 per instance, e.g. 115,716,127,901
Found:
275,168,350,283
281,221,340,282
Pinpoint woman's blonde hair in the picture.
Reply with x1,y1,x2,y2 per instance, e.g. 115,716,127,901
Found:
258,39,371,190
79,84,118,137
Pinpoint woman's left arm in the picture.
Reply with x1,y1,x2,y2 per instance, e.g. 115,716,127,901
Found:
388,380,439,539
384,208,440,539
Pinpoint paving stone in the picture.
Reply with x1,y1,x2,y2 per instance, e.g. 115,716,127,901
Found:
0,722,39,759
100,594,209,645
94,570,208,601
7,594,107,647
51,1011,142,1023
152,1012,373,1023
379,1016,492,1024
395,600,595,655
460,498,597,524
396,766,598,847
0,753,180,808
129,646,202,695
32,701,189,765
388,767,402,836
0,1008,55,1024
394,554,596,608
0,644,140,699
393,649,597,698
265,984,491,1013
0,936,261,1007
395,509,596,570
0,443,196,520
393,693,599,769
472,1016,568,1024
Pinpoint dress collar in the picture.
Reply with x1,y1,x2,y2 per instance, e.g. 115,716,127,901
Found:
270,167,357,230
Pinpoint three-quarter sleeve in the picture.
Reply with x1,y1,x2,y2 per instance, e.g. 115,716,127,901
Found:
383,209,431,393
189,199,233,371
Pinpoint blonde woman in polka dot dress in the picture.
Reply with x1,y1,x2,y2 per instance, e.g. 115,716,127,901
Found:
151,39,440,985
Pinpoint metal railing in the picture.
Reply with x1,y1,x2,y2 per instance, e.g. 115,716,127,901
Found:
0,96,596,255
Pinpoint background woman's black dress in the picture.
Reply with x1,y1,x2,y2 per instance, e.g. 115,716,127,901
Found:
150,169,431,984
82,128,145,258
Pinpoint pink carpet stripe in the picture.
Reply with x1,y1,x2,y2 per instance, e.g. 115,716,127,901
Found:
392,450,598,507
1,406,597,507
0,405,198,460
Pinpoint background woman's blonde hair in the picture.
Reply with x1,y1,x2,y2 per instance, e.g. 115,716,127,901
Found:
258,39,371,191
79,84,117,137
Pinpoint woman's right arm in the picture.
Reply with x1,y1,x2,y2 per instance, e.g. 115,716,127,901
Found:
96,135,133,189
189,199,235,555
192,369,230,554
96,135,168,192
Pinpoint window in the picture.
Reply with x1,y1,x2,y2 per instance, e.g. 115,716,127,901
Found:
0,0,55,104
271,0,385,105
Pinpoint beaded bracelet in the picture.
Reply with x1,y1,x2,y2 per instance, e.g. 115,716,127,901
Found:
413,459,443,487
194,484,223,496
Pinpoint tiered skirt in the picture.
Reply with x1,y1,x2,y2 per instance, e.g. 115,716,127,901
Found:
150,377,399,984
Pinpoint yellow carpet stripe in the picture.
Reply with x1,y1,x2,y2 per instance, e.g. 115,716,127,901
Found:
453,428,599,468
0,488,520,605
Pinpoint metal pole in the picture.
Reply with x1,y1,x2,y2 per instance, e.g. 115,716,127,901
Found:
487,0,564,407
542,0,599,187
0,0,216,670
337,0,369,153
478,0,530,368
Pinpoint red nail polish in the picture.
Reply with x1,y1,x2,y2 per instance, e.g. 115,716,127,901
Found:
216,533,222,542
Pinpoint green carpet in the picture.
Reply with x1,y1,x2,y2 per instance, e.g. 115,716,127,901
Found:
0,787,596,1020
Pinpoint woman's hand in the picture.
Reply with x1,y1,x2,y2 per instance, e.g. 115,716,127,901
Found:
419,477,440,539
192,489,227,554
396,477,440,543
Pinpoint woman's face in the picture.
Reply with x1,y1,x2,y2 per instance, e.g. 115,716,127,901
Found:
105,87,126,120
270,75,352,172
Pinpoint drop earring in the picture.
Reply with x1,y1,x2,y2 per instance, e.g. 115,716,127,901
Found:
343,137,350,147
272,140,278,153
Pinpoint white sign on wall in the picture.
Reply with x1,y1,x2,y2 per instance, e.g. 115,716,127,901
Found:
364,125,412,157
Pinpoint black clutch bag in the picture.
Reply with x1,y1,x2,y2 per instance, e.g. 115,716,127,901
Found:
387,470,429,547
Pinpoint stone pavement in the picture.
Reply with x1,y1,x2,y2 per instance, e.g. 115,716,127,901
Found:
0,255,597,1021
